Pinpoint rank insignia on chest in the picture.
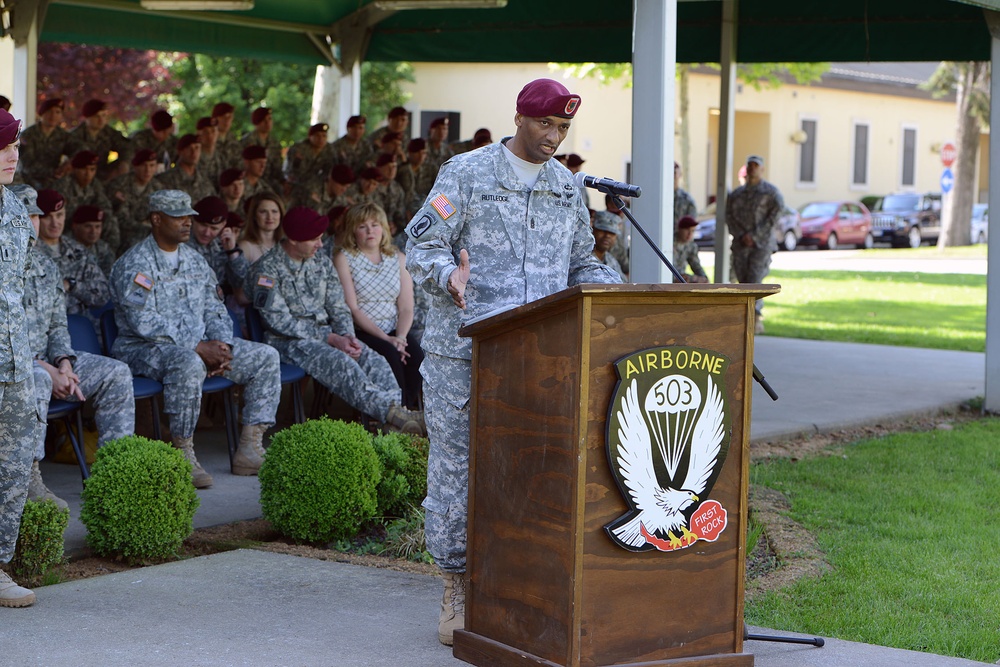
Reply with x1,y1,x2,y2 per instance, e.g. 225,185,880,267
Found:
430,194,456,220
133,272,154,290
257,275,274,289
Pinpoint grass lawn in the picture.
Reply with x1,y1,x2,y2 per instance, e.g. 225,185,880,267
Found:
748,417,1000,663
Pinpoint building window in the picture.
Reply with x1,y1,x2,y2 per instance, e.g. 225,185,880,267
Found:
797,118,817,186
901,126,917,188
852,122,869,188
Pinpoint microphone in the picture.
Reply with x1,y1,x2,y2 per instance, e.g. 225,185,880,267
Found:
573,172,642,198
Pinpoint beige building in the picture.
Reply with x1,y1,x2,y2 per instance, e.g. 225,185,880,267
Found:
402,62,978,213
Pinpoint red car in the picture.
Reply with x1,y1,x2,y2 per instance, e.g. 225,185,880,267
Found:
797,200,874,250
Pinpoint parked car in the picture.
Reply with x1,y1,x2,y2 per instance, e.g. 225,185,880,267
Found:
691,203,801,251
797,200,874,250
971,203,988,244
869,192,941,248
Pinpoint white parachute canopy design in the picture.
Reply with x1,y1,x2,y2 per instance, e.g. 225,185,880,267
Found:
643,374,702,480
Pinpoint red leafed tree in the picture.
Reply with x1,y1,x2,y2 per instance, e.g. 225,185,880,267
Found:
36,43,178,129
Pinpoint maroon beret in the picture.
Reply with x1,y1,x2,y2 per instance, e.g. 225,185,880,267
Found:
388,106,407,119
194,196,229,225
226,211,245,229
359,167,383,182
71,150,99,169
329,164,355,185
38,98,64,115
567,153,585,168
151,109,173,131
516,78,581,119
375,153,396,168
309,122,329,136
242,145,267,161
346,115,366,128
196,116,218,131
282,206,328,242
219,168,244,188
328,205,347,221
72,204,105,225
381,131,402,144
37,189,65,215
251,107,272,125
678,215,698,229
177,134,200,152
132,148,158,166
212,102,235,117
407,138,426,153
429,116,448,129
81,99,107,118
0,109,21,148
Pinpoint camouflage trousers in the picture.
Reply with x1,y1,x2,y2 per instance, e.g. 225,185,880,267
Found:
730,246,773,314
0,377,39,563
32,352,136,461
420,352,472,573
276,338,402,422
116,338,280,439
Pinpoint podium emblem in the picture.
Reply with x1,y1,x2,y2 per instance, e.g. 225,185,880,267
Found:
604,346,733,553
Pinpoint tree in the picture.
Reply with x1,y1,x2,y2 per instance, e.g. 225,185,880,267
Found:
360,61,415,126
923,61,990,248
37,43,177,132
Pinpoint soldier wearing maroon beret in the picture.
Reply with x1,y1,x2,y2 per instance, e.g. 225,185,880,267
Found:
403,78,619,646
333,114,374,175
367,105,410,154
240,144,275,200
20,97,70,190
212,101,241,172
52,149,120,252
286,121,336,209
131,109,177,165
196,116,223,185
240,106,284,187
155,134,215,204
108,147,161,250
63,98,131,183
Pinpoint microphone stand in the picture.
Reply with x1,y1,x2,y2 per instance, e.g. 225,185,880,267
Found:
608,192,779,402
608,191,824,651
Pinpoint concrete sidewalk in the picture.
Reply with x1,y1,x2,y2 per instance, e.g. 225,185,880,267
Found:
12,336,992,667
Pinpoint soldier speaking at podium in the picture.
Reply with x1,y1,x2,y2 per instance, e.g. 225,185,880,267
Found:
405,78,620,645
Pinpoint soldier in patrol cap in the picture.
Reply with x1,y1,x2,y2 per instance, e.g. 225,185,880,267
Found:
63,98,131,182
0,108,42,608
405,78,620,645
286,122,335,205
109,189,282,488
20,98,71,190
591,215,624,280
246,206,426,436
13,183,135,512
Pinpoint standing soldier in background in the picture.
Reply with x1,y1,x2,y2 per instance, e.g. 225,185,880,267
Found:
673,161,697,225
332,115,374,175
20,98,70,190
725,154,783,333
63,99,131,182
109,148,159,251
0,108,42,608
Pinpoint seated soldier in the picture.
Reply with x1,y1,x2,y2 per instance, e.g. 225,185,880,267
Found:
349,167,383,206
286,122,335,203
35,190,111,315
154,134,215,203
241,145,275,200
673,216,708,283
110,190,282,488
69,204,116,276
12,184,135,510
188,195,249,297
245,206,425,435
196,116,223,187
130,109,176,165
108,148,160,251
52,149,120,251
298,164,355,213
332,115,374,174
373,153,407,235
218,168,246,213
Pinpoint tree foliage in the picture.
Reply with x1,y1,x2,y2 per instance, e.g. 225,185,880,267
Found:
36,43,177,132
551,62,829,90
360,61,415,124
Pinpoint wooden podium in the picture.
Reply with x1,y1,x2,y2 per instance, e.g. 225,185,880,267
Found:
454,283,779,667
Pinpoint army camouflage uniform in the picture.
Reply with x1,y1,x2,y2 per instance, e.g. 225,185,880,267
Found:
110,235,280,440
594,210,629,277
19,123,70,190
186,235,249,295
0,186,39,565
405,140,621,572
374,179,407,229
243,176,277,202
52,174,121,252
674,186,697,226
64,124,132,182
331,136,375,175
285,140,336,197
367,126,410,154
294,186,352,214
594,249,625,281
24,245,134,461
37,237,111,314
247,246,403,423
198,148,224,191
240,132,285,188
216,134,243,173
107,173,157,250
154,166,216,204
424,142,453,182
673,238,706,281
725,179,783,314
396,164,435,219
129,129,176,167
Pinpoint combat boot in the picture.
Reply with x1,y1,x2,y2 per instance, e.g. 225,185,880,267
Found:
385,404,426,436
172,436,213,488
27,461,69,511
0,570,35,608
438,570,466,646
232,423,267,476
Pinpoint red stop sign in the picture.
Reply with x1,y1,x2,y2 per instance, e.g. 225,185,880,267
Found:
941,142,957,167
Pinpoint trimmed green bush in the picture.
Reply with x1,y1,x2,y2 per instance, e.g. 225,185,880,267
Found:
371,432,429,518
9,499,69,586
259,418,381,543
80,435,200,563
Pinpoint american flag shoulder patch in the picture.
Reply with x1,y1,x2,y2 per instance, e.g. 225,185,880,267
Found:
430,194,456,220
133,272,153,290
257,275,275,289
